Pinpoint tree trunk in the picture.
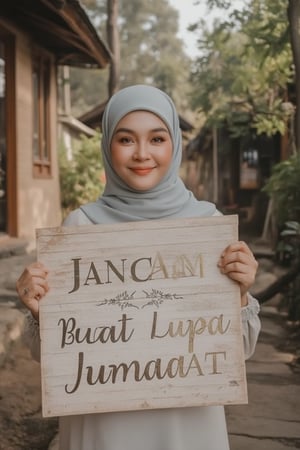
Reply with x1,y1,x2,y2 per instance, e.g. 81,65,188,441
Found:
287,0,300,153
107,0,120,96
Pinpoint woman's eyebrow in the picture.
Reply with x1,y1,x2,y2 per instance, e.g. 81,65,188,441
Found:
151,127,169,133
114,127,134,134
114,127,169,134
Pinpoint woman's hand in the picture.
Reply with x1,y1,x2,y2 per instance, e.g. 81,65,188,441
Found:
16,262,49,321
218,241,258,307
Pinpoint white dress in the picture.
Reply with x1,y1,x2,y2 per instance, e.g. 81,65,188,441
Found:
24,209,261,450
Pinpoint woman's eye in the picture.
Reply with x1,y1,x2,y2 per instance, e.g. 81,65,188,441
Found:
152,136,164,143
120,137,133,144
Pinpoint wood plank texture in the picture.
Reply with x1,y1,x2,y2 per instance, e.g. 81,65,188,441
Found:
37,215,247,417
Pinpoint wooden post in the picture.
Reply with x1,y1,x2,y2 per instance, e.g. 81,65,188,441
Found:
213,127,219,204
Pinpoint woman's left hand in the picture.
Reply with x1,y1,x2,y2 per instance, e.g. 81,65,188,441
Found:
218,241,258,307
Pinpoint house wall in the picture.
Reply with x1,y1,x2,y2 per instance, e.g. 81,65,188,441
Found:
1,20,62,247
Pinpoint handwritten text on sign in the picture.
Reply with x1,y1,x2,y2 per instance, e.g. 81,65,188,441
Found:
37,215,247,417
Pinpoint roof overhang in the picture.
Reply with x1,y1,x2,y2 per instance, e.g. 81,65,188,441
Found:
78,100,108,129
59,114,97,137
1,0,111,68
78,102,195,132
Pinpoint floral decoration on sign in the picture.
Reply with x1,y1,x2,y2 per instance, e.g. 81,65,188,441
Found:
97,289,183,310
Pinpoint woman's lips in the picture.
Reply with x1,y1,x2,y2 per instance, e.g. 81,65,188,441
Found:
130,167,155,175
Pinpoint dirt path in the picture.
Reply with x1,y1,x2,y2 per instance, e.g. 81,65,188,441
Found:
0,340,58,450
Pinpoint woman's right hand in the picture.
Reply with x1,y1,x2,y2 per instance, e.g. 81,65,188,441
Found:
16,262,49,321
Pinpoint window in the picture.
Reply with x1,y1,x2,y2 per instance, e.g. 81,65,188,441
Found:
32,52,51,177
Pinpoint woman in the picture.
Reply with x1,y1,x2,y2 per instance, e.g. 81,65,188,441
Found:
17,84,260,450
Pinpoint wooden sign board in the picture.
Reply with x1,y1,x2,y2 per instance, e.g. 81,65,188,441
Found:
37,215,247,418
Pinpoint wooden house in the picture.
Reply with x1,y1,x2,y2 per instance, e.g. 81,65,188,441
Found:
0,0,110,247
185,126,286,234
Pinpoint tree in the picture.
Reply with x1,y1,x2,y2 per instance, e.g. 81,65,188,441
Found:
190,0,294,138
59,133,105,218
70,0,193,115
107,0,120,96
68,0,109,116
287,0,300,152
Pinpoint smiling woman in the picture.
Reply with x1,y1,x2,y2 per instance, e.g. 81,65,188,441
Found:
17,84,260,450
110,111,173,191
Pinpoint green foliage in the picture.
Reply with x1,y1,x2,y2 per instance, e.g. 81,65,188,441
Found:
118,0,190,100
277,221,300,321
59,132,105,218
263,154,300,226
190,0,293,137
196,0,231,8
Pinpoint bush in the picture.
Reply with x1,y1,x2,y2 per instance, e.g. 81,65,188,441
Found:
277,221,300,321
264,155,300,321
59,132,105,219
263,154,300,227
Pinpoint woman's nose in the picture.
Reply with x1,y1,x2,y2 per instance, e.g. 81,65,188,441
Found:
133,142,150,160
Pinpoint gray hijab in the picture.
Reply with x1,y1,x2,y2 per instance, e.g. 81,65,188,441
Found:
80,85,216,223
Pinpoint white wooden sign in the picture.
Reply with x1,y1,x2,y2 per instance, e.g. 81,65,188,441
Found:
37,215,247,418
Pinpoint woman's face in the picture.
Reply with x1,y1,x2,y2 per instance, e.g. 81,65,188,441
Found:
110,111,173,191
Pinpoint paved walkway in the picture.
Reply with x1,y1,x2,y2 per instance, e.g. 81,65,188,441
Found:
0,244,299,450
227,307,300,450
